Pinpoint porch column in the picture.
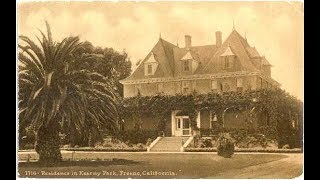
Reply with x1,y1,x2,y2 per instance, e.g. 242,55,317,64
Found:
196,111,201,128
171,111,177,136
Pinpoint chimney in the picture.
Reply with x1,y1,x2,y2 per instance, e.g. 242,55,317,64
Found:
185,35,192,49
216,31,222,47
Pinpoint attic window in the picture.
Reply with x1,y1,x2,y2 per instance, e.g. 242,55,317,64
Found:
224,57,230,69
147,64,152,74
183,60,190,71
144,52,158,76
221,46,235,69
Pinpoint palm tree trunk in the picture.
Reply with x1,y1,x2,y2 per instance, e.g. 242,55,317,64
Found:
35,121,62,164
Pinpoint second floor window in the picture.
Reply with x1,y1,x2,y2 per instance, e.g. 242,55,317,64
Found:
182,81,191,94
157,83,163,93
237,78,243,91
211,80,218,90
183,60,190,71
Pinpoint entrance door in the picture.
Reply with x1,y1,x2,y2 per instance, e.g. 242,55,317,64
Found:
175,116,191,136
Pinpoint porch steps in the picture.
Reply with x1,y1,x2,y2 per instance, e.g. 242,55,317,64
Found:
149,137,189,152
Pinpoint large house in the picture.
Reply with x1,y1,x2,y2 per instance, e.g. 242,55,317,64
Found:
120,29,280,137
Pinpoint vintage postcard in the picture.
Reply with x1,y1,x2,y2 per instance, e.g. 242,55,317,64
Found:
17,0,304,179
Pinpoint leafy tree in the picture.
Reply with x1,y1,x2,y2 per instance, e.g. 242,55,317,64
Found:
73,41,132,97
18,22,119,164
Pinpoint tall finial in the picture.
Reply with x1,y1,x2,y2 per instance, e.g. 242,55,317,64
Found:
233,19,235,30
159,32,162,39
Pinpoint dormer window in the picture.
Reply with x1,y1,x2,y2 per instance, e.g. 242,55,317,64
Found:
144,52,158,76
147,64,152,74
183,60,190,71
180,51,198,73
224,57,231,69
221,46,236,69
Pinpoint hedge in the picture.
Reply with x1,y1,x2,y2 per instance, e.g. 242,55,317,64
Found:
117,130,158,144
185,147,302,153
61,147,147,152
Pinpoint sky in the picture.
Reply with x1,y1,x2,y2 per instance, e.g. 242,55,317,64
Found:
17,1,304,100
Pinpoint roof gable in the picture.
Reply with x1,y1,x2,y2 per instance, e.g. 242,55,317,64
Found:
180,51,193,60
144,52,158,63
220,46,235,56
201,30,258,74
124,38,177,81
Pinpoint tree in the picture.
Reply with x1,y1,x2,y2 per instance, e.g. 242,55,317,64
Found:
73,42,132,97
18,22,119,164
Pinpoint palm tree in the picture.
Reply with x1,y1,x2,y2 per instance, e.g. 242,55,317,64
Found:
18,22,119,164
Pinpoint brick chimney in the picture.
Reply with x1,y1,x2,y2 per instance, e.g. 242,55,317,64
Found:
185,35,192,49
216,31,222,47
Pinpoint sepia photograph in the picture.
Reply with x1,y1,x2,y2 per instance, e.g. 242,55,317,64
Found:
17,0,304,179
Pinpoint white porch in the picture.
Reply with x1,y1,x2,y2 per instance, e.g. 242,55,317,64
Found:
171,110,200,137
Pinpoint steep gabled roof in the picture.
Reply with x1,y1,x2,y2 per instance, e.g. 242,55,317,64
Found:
124,38,177,81
123,29,273,83
201,30,258,74
246,47,260,58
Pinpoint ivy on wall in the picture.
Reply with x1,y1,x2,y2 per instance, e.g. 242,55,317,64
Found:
117,89,303,145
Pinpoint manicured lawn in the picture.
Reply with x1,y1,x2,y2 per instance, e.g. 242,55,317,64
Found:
18,152,302,178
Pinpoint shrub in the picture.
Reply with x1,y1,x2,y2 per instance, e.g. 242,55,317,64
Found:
118,130,158,144
24,143,34,150
200,138,213,148
136,143,144,148
146,138,153,146
217,133,235,158
282,144,290,149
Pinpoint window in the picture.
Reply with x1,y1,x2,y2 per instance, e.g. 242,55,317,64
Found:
223,83,230,92
223,56,235,69
224,57,230,69
182,81,191,94
209,112,218,129
183,118,190,129
157,83,163,93
147,64,152,74
135,84,142,95
183,87,190,94
119,119,125,131
211,80,218,90
183,60,190,71
176,118,181,129
144,52,158,76
237,78,243,91
291,120,295,128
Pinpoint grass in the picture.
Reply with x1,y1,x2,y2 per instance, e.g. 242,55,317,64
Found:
18,152,301,178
